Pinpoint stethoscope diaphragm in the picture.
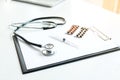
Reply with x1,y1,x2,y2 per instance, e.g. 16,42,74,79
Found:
42,49,55,56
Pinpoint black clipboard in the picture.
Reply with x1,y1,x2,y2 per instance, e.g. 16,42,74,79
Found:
13,35,120,74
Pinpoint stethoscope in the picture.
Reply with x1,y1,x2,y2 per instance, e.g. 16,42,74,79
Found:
12,16,66,56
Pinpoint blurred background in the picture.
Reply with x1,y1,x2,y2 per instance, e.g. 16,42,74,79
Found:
86,0,120,14
4,0,120,14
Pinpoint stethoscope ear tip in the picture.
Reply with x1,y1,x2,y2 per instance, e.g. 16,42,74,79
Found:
42,49,55,56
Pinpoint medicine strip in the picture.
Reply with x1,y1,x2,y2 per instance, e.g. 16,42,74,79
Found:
76,27,88,38
67,25,79,35
90,27,111,41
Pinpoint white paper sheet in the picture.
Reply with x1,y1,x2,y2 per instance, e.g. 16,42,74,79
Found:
17,25,118,69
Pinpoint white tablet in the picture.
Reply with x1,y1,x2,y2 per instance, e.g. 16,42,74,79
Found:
13,0,65,7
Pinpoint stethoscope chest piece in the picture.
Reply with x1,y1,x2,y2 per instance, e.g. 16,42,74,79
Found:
42,43,55,56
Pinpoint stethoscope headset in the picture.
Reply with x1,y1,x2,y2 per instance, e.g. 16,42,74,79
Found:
12,16,66,56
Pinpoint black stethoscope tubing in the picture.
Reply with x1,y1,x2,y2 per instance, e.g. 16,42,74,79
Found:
14,16,66,32
12,16,66,56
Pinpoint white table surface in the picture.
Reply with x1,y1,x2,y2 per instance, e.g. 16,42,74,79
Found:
1,0,120,80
